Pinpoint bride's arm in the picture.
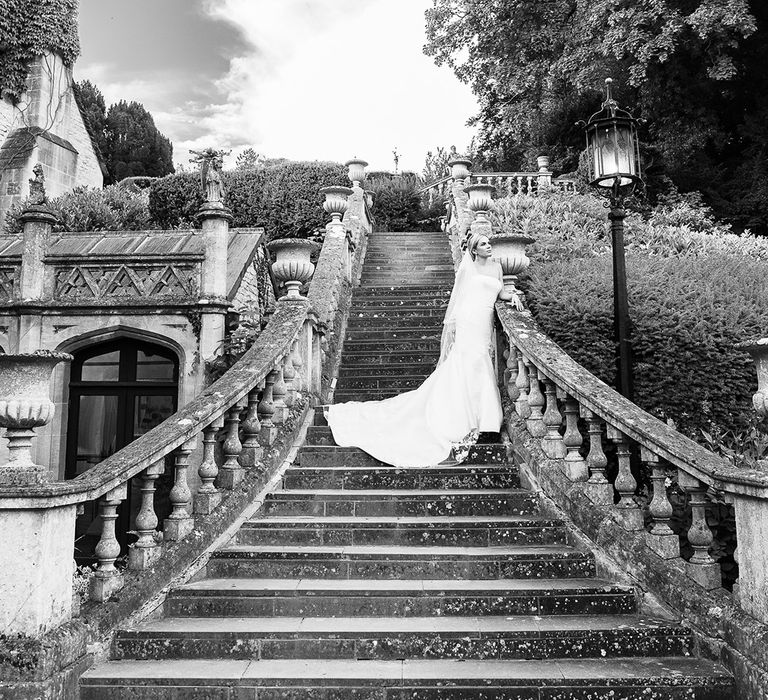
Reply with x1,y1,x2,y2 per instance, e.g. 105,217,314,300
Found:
495,262,524,309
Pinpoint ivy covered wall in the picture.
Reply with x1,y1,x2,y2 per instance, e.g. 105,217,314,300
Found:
0,0,80,102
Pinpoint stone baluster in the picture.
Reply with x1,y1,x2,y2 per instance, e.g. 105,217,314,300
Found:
129,460,164,570
259,369,279,445
195,417,224,514
541,376,566,458
505,345,520,401
643,448,679,559
527,175,534,192
679,472,721,589
515,354,530,418
239,387,263,470
562,397,588,481
606,426,643,530
516,176,523,192
581,408,612,505
291,338,304,395
90,484,127,602
282,351,297,408
163,439,196,541
525,361,546,437
272,360,288,425
219,401,246,489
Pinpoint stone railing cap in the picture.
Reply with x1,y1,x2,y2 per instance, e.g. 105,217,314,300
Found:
267,238,320,253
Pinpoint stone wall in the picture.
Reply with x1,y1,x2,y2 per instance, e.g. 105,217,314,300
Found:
0,52,103,221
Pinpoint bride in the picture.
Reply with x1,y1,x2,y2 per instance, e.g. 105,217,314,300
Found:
325,231,519,467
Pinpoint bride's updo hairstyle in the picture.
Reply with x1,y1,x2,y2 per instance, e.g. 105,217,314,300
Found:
466,231,486,260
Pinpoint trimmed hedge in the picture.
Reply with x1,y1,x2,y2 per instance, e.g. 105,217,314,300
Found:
509,190,768,438
148,161,347,237
3,185,154,234
367,175,422,232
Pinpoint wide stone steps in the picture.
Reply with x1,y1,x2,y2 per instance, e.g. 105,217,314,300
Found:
282,465,517,489
111,615,692,661
81,657,734,699
234,515,567,547
80,230,734,698
164,578,639,618
207,544,596,580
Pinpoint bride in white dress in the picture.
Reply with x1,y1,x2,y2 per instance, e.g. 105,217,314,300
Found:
325,231,519,467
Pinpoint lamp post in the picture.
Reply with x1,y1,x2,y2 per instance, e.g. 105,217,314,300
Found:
581,78,642,400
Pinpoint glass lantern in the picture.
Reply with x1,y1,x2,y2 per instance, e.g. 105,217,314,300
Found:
585,78,642,192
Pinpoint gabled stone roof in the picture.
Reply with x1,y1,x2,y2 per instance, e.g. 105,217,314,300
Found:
0,127,78,170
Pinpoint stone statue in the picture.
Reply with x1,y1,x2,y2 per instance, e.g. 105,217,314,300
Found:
190,148,230,204
28,163,46,205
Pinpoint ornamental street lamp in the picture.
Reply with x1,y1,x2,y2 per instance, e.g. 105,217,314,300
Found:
581,77,643,401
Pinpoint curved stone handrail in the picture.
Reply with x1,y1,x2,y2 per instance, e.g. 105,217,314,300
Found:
0,299,310,508
496,305,768,498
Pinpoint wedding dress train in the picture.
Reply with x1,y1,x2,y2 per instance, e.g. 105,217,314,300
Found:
326,271,503,467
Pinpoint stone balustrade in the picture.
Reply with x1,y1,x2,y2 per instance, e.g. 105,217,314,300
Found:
0,164,371,644
418,168,577,207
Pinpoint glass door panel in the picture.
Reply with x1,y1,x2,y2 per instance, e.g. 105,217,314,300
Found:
74,394,119,476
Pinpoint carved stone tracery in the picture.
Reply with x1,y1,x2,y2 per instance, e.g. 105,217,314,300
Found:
54,264,200,301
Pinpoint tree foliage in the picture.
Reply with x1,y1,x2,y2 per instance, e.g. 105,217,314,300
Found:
0,0,80,101
425,0,768,231
103,101,174,183
73,79,108,152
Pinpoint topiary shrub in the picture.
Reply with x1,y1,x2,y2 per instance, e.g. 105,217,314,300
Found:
3,184,154,234
367,175,422,232
148,161,347,237
525,248,768,439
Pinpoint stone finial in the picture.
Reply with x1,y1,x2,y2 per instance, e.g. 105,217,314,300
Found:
28,163,46,205
736,337,768,416
345,159,368,187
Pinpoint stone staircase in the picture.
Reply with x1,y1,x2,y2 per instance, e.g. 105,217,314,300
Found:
81,232,733,698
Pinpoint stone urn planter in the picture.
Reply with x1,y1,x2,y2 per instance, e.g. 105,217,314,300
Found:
448,156,472,181
319,186,353,223
490,234,535,294
736,337,768,417
0,350,72,485
537,155,551,172
267,238,320,300
465,183,496,219
345,159,368,187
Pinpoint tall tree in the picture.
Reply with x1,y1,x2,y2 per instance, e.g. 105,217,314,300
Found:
104,100,174,182
425,0,767,231
73,79,107,154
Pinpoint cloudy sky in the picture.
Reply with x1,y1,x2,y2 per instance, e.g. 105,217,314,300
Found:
76,0,478,173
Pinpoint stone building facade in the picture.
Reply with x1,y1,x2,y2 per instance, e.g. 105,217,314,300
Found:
0,212,263,480
0,51,104,221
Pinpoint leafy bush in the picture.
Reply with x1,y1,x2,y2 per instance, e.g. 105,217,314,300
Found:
367,175,422,232
525,250,768,438
148,161,347,237
3,185,154,234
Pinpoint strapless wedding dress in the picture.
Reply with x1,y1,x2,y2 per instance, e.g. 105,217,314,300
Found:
326,274,503,467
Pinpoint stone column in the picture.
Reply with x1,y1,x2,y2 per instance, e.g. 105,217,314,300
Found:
536,155,552,191
447,156,473,251
320,186,353,282
17,205,57,353
198,201,233,368
343,159,369,249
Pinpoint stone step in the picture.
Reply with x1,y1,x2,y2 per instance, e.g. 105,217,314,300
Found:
352,286,451,298
333,390,416,402
339,351,441,366
346,316,445,329
348,306,447,317
207,544,595,580
165,577,638,618
339,339,440,354
344,329,442,342
349,297,450,308
81,657,734,699
261,489,538,517
360,277,455,286
297,445,508,468
283,464,518,489
112,615,690,662
337,367,436,381
305,425,499,448
234,515,563,547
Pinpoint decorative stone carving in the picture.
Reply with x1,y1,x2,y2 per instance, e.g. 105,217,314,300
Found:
28,163,47,204
448,156,472,181
537,155,551,172
190,148,230,204
345,159,368,187
320,186,353,222
0,267,18,302
736,337,768,417
0,350,72,485
267,238,319,300
54,264,199,301
489,234,535,296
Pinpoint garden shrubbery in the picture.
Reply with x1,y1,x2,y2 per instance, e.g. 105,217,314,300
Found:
3,184,154,234
148,161,348,237
494,190,768,439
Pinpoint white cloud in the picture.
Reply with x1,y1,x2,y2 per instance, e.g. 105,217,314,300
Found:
194,0,478,172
